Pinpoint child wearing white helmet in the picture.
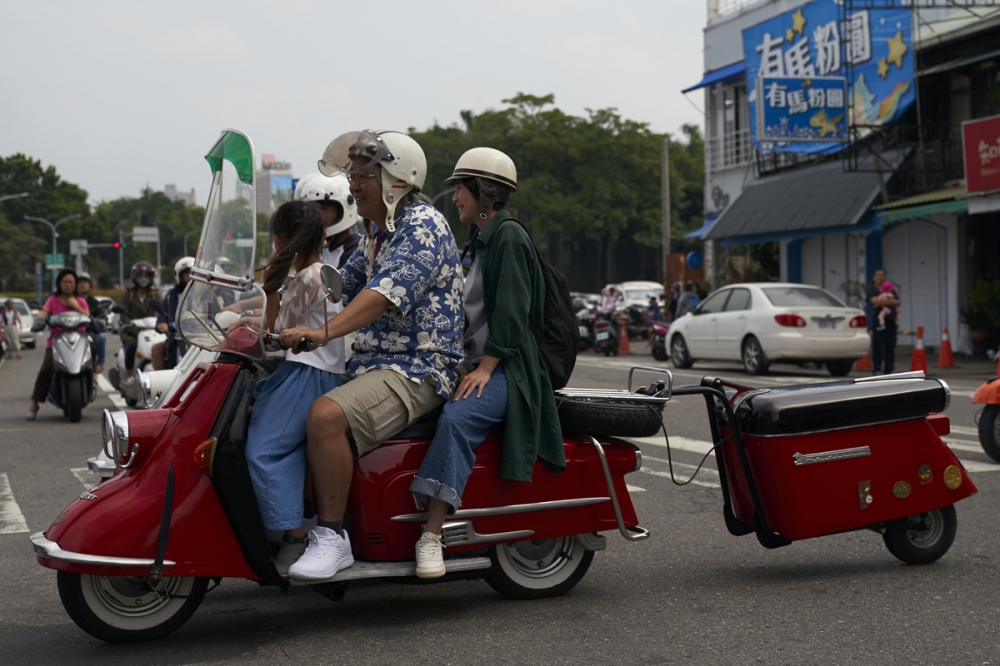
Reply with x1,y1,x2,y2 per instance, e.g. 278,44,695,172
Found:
294,172,361,269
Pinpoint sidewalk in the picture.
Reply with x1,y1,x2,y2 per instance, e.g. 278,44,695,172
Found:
887,344,997,381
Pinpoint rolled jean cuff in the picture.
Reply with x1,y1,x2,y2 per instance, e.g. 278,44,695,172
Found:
410,476,461,514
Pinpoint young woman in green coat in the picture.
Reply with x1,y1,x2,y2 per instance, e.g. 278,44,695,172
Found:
409,148,564,578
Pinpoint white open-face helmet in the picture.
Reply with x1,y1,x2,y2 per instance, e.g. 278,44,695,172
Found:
318,130,427,232
294,172,359,237
174,256,195,280
446,147,518,218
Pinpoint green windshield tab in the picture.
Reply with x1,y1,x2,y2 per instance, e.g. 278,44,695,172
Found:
204,131,254,185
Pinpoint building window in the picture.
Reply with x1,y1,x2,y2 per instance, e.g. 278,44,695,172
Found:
707,83,751,172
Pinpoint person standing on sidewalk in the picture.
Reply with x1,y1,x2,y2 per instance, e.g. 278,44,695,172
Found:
867,268,901,374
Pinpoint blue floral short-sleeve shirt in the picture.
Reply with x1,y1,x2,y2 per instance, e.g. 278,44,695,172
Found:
340,200,464,398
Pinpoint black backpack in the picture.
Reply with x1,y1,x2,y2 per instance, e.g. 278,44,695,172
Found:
504,219,579,390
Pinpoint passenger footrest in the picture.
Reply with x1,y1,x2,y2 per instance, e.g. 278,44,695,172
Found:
286,556,492,584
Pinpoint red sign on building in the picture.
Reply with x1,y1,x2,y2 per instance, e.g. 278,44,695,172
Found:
963,114,1000,195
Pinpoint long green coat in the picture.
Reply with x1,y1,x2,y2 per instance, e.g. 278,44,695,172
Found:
470,209,565,482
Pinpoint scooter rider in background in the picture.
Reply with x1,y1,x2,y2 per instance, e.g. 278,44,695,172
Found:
277,129,463,582
408,148,564,579
75,273,104,374
117,261,158,388
150,256,194,370
294,172,361,270
26,269,89,421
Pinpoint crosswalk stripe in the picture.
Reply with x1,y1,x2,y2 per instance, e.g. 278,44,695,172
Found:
626,484,646,493
639,468,720,488
944,439,987,455
951,425,978,436
642,455,719,477
0,472,29,535
97,373,128,411
71,467,98,490
628,435,716,456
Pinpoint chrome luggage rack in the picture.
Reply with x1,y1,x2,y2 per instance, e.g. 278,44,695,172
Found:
556,365,674,404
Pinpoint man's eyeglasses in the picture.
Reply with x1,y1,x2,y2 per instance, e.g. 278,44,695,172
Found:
347,171,378,186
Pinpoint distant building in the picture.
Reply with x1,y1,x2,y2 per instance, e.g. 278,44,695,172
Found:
164,184,196,205
256,154,294,215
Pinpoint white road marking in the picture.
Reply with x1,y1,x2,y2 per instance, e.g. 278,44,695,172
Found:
950,425,979,436
628,435,716,456
639,468,720,489
0,472,29,534
97,373,128,410
961,460,999,473
944,439,987,455
626,484,646,493
71,467,99,489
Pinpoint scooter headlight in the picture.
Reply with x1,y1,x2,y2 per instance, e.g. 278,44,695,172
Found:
102,409,131,466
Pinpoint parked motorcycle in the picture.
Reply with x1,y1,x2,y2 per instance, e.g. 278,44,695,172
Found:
108,301,168,407
575,304,595,351
972,374,1000,462
29,306,100,422
623,304,651,341
649,319,669,362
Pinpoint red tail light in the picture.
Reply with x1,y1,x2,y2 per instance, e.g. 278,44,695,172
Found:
849,315,867,328
774,314,807,328
193,438,217,476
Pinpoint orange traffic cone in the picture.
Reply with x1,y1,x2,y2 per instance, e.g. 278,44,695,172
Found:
936,327,955,368
856,337,873,372
619,317,631,354
910,326,928,374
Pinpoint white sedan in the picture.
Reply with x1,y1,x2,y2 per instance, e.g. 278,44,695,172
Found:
666,283,869,376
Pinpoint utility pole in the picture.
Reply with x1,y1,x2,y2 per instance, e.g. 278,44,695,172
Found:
661,135,671,286
24,213,82,290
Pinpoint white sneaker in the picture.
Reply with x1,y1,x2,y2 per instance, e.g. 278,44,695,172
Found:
415,531,446,579
273,537,307,576
287,526,354,581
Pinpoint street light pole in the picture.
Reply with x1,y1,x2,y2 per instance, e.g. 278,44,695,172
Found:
184,230,200,257
24,213,82,290
0,192,29,204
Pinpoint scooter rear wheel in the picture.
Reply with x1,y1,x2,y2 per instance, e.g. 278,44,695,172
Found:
57,571,208,643
485,535,594,600
977,405,1000,463
882,505,957,565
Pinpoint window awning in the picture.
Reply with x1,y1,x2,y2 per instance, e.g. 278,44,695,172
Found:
874,184,969,224
684,214,718,239
681,62,745,94
703,153,907,246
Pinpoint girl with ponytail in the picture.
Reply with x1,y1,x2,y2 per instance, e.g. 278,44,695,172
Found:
246,201,347,575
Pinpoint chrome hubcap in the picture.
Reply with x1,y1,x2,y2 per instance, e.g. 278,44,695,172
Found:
503,537,573,579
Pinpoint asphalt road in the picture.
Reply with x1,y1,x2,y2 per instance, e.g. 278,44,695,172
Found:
1,334,998,665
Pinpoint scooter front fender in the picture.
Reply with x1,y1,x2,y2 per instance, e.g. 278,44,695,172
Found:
38,362,256,580
972,377,1000,405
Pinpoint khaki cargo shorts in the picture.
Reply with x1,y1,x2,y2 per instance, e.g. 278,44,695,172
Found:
322,369,444,457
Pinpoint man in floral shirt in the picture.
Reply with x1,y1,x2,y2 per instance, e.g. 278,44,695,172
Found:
278,130,463,581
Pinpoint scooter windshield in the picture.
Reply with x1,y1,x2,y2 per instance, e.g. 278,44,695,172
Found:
178,129,267,361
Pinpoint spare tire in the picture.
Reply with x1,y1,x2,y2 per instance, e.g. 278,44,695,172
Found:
557,398,664,438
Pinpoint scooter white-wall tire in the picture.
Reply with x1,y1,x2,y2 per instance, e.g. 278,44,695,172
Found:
485,535,594,600
57,572,209,643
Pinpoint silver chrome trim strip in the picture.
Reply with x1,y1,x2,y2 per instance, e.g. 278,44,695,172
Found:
30,532,175,569
440,520,533,547
855,371,926,383
938,378,951,412
792,446,872,466
389,497,609,522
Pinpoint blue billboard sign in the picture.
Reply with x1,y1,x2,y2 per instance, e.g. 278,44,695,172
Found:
742,0,914,154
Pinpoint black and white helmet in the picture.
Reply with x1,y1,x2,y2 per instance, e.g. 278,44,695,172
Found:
130,261,156,289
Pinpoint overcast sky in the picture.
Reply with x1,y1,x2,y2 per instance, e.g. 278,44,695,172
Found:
0,1,706,207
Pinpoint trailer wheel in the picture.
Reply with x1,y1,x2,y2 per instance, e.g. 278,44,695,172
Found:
485,535,594,600
557,398,663,437
57,571,208,643
882,505,957,565
977,405,1000,463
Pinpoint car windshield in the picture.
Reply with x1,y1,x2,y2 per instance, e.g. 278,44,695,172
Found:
763,287,845,308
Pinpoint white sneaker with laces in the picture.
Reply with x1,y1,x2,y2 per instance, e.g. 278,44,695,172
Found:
287,526,354,581
273,537,307,576
415,531,446,579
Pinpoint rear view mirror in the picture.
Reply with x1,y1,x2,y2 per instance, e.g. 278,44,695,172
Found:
320,264,343,304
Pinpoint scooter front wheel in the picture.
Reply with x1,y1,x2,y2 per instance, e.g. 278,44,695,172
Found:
485,535,594,600
57,571,209,643
882,505,957,565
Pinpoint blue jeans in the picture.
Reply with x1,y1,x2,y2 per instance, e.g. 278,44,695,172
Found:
410,365,508,513
246,360,342,531
90,332,106,366
872,325,897,374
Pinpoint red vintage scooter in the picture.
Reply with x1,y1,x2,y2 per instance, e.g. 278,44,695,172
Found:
28,129,657,644
972,372,1000,462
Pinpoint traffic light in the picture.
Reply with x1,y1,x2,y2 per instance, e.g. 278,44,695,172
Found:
113,241,121,250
